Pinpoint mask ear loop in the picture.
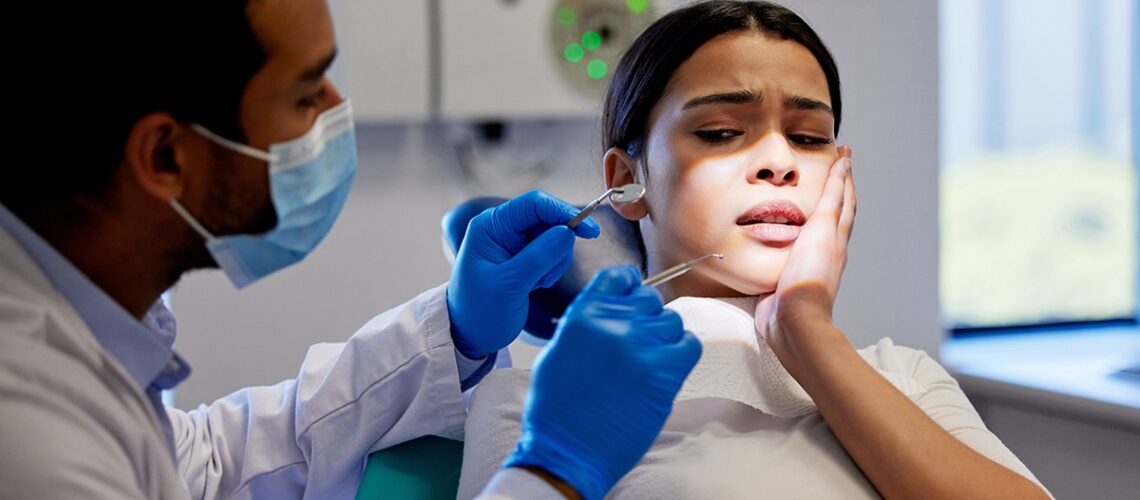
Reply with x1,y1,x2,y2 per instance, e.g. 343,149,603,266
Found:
189,124,275,163
169,199,217,242
171,124,276,242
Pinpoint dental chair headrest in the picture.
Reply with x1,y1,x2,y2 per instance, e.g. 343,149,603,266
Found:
441,197,643,339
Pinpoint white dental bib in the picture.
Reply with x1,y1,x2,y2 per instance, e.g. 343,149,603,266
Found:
457,297,1044,499
669,296,926,418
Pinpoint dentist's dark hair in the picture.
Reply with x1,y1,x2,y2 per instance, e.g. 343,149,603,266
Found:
604,0,841,159
600,0,842,271
5,0,263,215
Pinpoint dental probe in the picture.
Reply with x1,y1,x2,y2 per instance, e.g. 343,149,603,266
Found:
549,252,725,324
642,253,725,287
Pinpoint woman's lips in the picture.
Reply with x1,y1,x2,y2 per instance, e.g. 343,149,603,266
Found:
741,223,801,246
737,200,805,246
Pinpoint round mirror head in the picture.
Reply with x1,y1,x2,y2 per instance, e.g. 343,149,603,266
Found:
610,183,645,205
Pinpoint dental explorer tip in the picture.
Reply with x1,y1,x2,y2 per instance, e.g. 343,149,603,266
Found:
695,252,723,263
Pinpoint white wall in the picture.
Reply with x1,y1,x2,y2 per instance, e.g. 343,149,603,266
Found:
170,0,941,407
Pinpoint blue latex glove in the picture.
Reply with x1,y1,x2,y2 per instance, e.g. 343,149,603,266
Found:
448,190,601,358
503,266,703,500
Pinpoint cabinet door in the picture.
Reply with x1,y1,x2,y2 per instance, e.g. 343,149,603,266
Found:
329,0,431,123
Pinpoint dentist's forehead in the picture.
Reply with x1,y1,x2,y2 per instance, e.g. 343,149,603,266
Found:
246,0,336,71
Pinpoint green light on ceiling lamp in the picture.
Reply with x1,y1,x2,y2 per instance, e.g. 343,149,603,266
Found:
564,43,585,63
587,59,608,79
627,0,650,13
556,7,576,26
581,31,603,51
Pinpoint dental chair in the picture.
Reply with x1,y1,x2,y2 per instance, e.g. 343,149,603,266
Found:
354,196,640,500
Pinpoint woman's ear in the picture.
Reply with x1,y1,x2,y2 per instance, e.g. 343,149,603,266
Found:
603,147,648,221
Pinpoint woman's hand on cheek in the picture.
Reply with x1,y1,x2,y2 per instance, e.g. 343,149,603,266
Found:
755,147,856,370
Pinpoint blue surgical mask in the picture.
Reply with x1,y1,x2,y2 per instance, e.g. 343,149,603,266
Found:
170,100,357,289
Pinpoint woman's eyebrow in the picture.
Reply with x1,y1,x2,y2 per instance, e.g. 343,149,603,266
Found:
681,90,832,116
682,89,759,110
784,95,833,116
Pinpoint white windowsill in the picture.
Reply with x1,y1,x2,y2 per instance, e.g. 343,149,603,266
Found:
941,325,1140,432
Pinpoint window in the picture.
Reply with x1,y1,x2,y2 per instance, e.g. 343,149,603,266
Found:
939,0,1138,329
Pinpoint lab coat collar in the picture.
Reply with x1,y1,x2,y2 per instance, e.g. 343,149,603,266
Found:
0,204,190,391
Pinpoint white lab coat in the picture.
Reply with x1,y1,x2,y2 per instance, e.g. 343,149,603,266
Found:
167,283,468,499
0,222,556,499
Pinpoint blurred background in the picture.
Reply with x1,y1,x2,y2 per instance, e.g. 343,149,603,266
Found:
941,0,1135,329
168,1,1138,498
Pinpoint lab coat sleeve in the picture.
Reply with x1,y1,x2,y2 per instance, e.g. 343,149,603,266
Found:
167,283,471,500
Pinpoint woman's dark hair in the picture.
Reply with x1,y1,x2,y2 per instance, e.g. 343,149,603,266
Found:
603,0,842,158
601,0,842,272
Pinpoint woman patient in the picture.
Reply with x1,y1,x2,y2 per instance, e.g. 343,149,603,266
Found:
459,1,1050,498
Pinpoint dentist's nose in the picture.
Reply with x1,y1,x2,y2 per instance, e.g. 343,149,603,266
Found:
749,133,798,187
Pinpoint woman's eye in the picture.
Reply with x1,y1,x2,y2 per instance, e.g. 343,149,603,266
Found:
788,134,833,147
694,129,743,143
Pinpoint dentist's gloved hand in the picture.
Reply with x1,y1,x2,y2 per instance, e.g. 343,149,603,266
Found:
448,190,601,359
504,266,703,500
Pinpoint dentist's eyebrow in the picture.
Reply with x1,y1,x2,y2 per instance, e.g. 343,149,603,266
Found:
784,95,833,116
682,89,760,110
299,48,338,83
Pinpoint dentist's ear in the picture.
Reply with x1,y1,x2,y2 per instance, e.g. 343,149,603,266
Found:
603,147,648,221
124,112,187,204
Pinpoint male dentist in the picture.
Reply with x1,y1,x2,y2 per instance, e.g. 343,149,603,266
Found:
0,1,700,499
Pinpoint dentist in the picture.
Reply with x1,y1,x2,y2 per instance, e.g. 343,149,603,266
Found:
0,1,700,499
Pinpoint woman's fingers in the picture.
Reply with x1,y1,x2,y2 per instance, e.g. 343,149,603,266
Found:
839,161,857,242
812,154,850,227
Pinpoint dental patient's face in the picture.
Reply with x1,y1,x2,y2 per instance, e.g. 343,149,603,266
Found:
637,32,838,299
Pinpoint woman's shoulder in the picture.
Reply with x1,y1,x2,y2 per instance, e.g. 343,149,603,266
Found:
857,336,919,360
857,337,958,389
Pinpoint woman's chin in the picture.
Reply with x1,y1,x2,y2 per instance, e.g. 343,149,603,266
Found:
735,282,778,297
718,254,784,295
714,272,778,297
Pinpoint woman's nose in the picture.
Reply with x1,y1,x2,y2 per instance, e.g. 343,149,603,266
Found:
749,134,798,186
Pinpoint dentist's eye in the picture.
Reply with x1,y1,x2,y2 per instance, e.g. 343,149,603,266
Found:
297,86,328,109
694,129,743,143
788,134,833,148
